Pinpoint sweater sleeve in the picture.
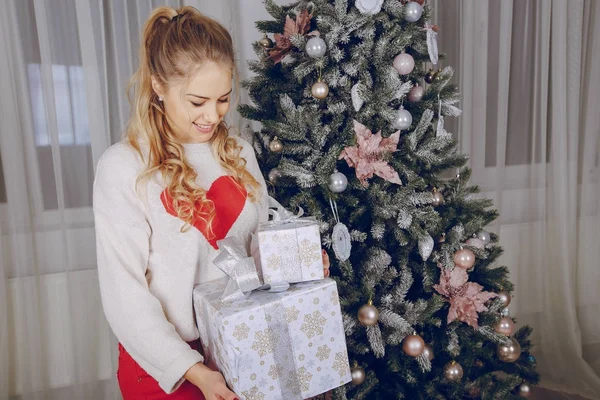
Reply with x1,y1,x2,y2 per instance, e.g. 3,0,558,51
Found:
93,144,204,394
237,137,269,223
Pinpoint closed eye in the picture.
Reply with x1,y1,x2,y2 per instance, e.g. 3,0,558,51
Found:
190,98,230,107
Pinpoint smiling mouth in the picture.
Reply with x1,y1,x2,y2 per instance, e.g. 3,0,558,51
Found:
193,122,214,133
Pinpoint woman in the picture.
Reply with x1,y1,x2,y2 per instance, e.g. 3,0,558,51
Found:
93,6,329,400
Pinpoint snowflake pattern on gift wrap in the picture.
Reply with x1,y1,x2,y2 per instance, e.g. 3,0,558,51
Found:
233,323,250,341
301,311,327,338
241,386,265,400
268,364,281,380
285,306,301,322
299,238,320,266
316,345,331,361
332,352,351,377
319,373,336,389
266,253,282,271
321,302,330,313
306,358,316,369
330,290,340,306
238,354,254,372
251,329,275,357
259,378,268,387
296,367,313,392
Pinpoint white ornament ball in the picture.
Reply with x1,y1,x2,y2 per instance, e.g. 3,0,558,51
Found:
305,36,327,58
329,171,348,193
355,0,384,15
404,1,424,23
477,230,491,245
466,238,485,249
393,52,415,75
517,382,532,397
408,84,425,102
393,106,412,130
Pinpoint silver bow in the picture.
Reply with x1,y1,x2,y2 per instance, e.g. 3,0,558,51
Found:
214,237,262,302
268,196,305,223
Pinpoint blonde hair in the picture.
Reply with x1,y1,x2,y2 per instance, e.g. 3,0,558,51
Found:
125,6,260,233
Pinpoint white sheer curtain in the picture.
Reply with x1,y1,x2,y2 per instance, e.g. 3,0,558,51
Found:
434,0,600,398
0,1,282,399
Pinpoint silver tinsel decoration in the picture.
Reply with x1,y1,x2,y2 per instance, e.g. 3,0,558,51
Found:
418,234,434,261
351,82,365,111
366,325,386,358
447,327,460,357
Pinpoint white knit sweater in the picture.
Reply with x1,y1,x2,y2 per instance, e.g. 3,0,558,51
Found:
93,137,268,394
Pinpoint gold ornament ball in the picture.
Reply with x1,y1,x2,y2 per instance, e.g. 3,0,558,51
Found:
432,189,444,206
357,302,379,326
497,337,522,363
443,361,463,381
474,359,484,368
422,344,434,361
311,80,329,99
497,290,512,308
517,382,532,398
436,232,446,244
259,34,274,48
402,334,425,357
351,367,366,385
454,248,476,269
494,316,516,336
269,137,283,153
268,168,282,184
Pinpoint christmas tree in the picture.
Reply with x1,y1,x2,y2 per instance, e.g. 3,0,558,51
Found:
240,1,540,398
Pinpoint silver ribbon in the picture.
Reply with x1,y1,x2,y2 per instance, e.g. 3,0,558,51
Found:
214,237,262,302
265,196,316,228
264,299,303,398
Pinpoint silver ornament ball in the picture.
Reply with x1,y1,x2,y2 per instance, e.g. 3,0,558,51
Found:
305,36,327,58
311,80,329,99
443,361,463,381
393,106,412,130
408,84,425,102
454,248,476,270
517,382,532,398
402,334,425,357
358,302,379,326
329,171,348,193
351,367,366,385
393,52,415,75
497,337,522,363
269,137,283,153
497,290,512,308
404,1,424,23
268,168,282,184
476,229,491,245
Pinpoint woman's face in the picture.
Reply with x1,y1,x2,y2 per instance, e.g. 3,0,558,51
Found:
153,61,232,144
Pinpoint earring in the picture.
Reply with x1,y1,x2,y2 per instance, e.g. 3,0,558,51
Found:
158,96,163,102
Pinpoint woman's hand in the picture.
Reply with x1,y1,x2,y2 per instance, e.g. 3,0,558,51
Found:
185,362,239,400
322,249,331,278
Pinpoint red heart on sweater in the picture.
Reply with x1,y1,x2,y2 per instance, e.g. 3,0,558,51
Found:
160,176,247,249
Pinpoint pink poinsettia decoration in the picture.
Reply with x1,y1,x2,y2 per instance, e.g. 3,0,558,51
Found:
433,266,497,329
269,10,318,64
339,120,402,187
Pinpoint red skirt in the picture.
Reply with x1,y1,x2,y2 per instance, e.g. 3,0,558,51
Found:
117,341,206,400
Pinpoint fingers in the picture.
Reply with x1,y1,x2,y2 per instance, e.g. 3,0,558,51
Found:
217,386,239,400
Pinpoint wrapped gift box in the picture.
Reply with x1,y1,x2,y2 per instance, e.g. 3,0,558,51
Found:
251,219,324,284
193,278,351,400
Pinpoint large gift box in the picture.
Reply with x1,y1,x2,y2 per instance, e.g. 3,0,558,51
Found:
193,277,351,399
251,199,324,284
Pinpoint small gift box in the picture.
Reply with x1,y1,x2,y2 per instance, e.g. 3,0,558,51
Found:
251,198,324,284
193,238,351,400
